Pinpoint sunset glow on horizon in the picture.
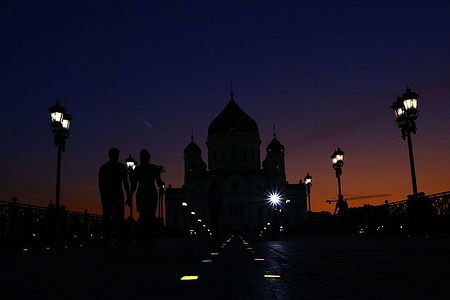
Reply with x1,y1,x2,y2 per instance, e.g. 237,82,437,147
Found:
1,1,449,215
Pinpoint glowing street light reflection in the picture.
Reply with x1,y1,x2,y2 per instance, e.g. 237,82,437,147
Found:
180,275,199,280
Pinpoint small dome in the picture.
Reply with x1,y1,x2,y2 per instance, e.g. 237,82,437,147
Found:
184,140,202,156
267,137,285,153
208,95,259,137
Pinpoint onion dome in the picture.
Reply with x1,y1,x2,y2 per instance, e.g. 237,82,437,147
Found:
266,137,285,153
183,140,202,156
208,93,259,136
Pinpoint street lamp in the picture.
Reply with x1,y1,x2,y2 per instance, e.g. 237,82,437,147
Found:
331,147,344,214
48,101,71,208
304,173,312,212
125,155,136,218
391,87,419,195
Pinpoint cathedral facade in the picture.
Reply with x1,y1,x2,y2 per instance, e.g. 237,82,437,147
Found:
165,92,307,236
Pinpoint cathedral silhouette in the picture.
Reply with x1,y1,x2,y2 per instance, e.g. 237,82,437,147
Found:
166,92,307,236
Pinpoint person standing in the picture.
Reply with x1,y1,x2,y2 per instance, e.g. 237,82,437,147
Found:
98,148,130,247
130,149,165,244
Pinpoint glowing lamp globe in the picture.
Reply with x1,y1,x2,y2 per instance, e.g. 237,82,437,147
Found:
125,155,137,170
61,113,72,131
49,101,65,124
304,173,312,186
331,147,344,167
400,87,419,120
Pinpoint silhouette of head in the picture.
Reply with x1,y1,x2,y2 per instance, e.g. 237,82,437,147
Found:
108,147,120,162
140,149,151,163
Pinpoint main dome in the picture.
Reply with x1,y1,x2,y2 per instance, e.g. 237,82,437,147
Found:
208,95,259,136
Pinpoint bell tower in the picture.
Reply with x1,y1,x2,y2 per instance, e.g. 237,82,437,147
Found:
183,132,207,184
262,128,286,182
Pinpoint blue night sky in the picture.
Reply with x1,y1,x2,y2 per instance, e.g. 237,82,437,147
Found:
1,0,449,213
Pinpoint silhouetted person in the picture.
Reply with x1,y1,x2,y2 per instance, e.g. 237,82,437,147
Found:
334,197,349,234
130,149,164,244
98,148,130,247
333,197,348,216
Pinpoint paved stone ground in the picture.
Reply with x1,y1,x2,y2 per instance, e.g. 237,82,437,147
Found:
1,235,449,299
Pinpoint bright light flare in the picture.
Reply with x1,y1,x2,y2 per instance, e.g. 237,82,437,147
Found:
269,192,281,204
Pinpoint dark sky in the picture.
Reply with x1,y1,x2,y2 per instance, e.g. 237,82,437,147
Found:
1,0,449,213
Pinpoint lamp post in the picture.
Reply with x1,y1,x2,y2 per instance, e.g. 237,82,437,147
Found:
304,173,312,212
125,155,136,219
48,101,71,208
331,147,344,214
391,87,419,196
